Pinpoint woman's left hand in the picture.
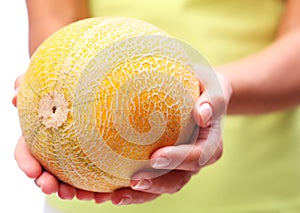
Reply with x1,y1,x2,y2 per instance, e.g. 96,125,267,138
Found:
108,71,232,205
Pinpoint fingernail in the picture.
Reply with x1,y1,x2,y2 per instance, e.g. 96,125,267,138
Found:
151,157,170,169
131,179,152,190
117,195,132,206
95,193,111,204
198,103,213,126
34,179,40,187
95,200,105,204
199,155,209,166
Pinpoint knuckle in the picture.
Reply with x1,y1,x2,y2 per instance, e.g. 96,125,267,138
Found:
191,163,202,172
168,185,183,194
168,173,192,194
215,142,223,161
216,148,223,160
212,97,226,116
14,75,24,89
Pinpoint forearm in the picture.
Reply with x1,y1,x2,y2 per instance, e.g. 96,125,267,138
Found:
218,0,300,115
26,0,89,56
219,29,300,114
277,0,300,37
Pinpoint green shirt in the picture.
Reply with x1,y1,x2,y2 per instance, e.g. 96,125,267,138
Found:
48,0,300,212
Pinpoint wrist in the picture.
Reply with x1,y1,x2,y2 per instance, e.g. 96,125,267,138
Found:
215,71,233,114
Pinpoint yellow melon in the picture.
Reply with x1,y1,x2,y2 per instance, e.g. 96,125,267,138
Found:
17,17,200,192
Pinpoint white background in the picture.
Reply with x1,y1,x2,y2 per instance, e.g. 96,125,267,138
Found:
0,1,45,212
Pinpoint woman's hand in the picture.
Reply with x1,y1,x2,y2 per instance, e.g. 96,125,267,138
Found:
14,136,112,203
13,75,112,203
111,71,232,205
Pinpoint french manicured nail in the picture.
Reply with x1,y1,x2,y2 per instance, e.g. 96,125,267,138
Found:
151,157,170,169
15,88,19,96
198,103,213,126
117,195,132,206
34,179,40,187
95,193,111,204
131,179,152,190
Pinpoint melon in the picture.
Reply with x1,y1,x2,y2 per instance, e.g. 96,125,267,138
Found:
17,16,200,192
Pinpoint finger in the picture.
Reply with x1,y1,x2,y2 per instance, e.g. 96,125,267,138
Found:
205,140,223,166
57,182,76,200
12,75,24,107
35,171,59,195
193,64,226,104
94,193,112,204
198,119,223,166
194,65,228,120
193,101,212,128
196,90,226,120
150,144,201,171
14,74,24,89
76,189,95,201
12,90,18,107
14,136,43,178
192,76,212,128
131,170,192,194
150,129,222,171
111,188,160,206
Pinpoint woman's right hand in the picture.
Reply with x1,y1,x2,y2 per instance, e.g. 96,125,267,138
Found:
14,135,113,202
13,75,113,203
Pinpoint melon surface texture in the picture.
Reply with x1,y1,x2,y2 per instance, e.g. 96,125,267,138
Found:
18,17,200,192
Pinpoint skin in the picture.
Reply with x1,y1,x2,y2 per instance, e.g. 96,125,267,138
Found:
221,0,300,114
13,0,300,206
